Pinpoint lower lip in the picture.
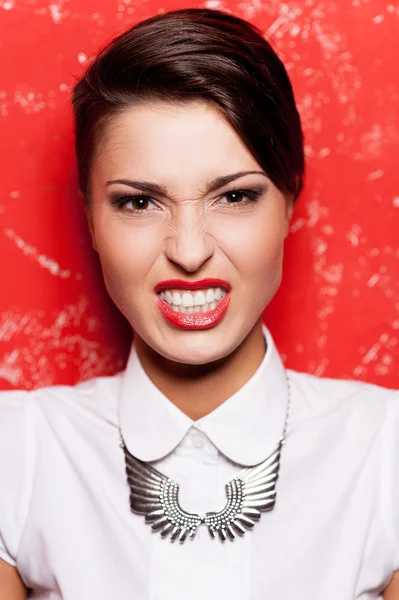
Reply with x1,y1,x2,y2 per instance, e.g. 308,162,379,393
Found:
157,294,231,329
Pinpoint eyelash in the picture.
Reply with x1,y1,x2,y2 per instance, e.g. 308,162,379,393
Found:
110,188,262,213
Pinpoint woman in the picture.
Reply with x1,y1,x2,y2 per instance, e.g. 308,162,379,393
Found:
0,8,398,599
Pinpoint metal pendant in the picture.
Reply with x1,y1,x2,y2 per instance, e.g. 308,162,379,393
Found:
121,434,284,543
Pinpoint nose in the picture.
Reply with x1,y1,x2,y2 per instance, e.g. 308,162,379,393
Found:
164,213,215,273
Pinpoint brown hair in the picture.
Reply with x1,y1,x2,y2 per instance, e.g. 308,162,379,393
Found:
71,8,304,203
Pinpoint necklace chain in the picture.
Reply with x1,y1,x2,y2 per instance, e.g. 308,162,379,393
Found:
281,368,292,442
119,368,291,543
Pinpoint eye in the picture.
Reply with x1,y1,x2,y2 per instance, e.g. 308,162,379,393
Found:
217,188,262,206
110,194,157,213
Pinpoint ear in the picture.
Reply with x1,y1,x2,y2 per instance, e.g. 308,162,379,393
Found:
79,189,98,253
284,195,295,239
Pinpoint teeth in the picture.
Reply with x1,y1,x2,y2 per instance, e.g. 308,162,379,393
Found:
182,292,194,308
172,292,182,306
194,291,206,306
205,289,215,303
160,287,227,312
169,301,221,314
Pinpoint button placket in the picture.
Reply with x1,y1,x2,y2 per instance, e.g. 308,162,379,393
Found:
190,430,207,448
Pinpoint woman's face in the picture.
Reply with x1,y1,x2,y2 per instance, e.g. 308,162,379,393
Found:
87,100,294,365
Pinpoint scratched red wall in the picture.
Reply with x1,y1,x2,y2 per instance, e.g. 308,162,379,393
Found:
0,0,398,391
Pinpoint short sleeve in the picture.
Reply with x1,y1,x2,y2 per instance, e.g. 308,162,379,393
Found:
382,391,399,573
393,395,399,571
0,391,34,566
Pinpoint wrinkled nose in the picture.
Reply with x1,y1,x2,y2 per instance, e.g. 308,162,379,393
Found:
164,220,215,273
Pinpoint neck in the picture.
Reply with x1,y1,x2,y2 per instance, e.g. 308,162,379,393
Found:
134,320,266,420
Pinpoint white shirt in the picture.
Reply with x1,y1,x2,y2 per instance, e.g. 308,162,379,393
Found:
0,324,398,599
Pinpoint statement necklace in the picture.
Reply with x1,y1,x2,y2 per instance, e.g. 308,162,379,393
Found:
119,371,291,544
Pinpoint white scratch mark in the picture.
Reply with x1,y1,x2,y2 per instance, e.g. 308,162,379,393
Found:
317,305,335,319
203,0,223,8
312,21,340,55
0,299,125,388
367,169,384,181
4,228,71,279
313,358,329,377
290,198,329,233
315,239,328,256
0,365,22,386
360,124,383,157
265,15,287,37
353,365,366,376
315,260,344,285
362,342,381,364
339,51,352,61
382,354,392,366
289,23,301,37
373,14,384,24
367,273,381,288
49,3,62,22
12,89,57,114
319,147,331,157
354,331,397,379
346,224,363,247
322,224,334,235
49,0,69,24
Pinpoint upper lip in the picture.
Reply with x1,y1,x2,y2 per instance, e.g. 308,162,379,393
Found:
154,278,231,293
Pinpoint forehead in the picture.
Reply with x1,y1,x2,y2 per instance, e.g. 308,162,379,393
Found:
93,100,261,190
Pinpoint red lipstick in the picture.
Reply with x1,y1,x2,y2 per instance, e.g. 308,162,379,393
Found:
154,278,231,293
154,279,231,330
157,295,231,329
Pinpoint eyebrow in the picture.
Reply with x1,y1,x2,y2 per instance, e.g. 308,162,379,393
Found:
105,171,269,196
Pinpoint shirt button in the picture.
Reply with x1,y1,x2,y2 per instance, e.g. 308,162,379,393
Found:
190,430,207,448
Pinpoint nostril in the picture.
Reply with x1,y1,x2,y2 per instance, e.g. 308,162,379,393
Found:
164,232,215,272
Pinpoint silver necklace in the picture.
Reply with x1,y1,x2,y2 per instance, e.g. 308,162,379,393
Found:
119,371,291,543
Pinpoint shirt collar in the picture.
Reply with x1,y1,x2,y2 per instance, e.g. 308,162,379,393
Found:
118,323,289,466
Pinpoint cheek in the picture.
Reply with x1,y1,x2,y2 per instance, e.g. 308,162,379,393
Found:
212,208,286,284
92,216,163,294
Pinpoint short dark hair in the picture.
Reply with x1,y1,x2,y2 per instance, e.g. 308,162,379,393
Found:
71,8,304,203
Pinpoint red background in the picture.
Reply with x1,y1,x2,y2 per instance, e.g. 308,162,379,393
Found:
0,0,398,391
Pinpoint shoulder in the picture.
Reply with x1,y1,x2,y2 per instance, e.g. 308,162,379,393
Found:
0,390,34,565
0,389,35,464
290,372,399,573
0,372,124,565
0,370,124,431
287,368,398,437
0,371,124,496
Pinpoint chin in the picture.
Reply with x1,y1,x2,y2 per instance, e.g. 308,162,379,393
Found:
164,345,230,366
128,297,262,366
149,324,246,366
